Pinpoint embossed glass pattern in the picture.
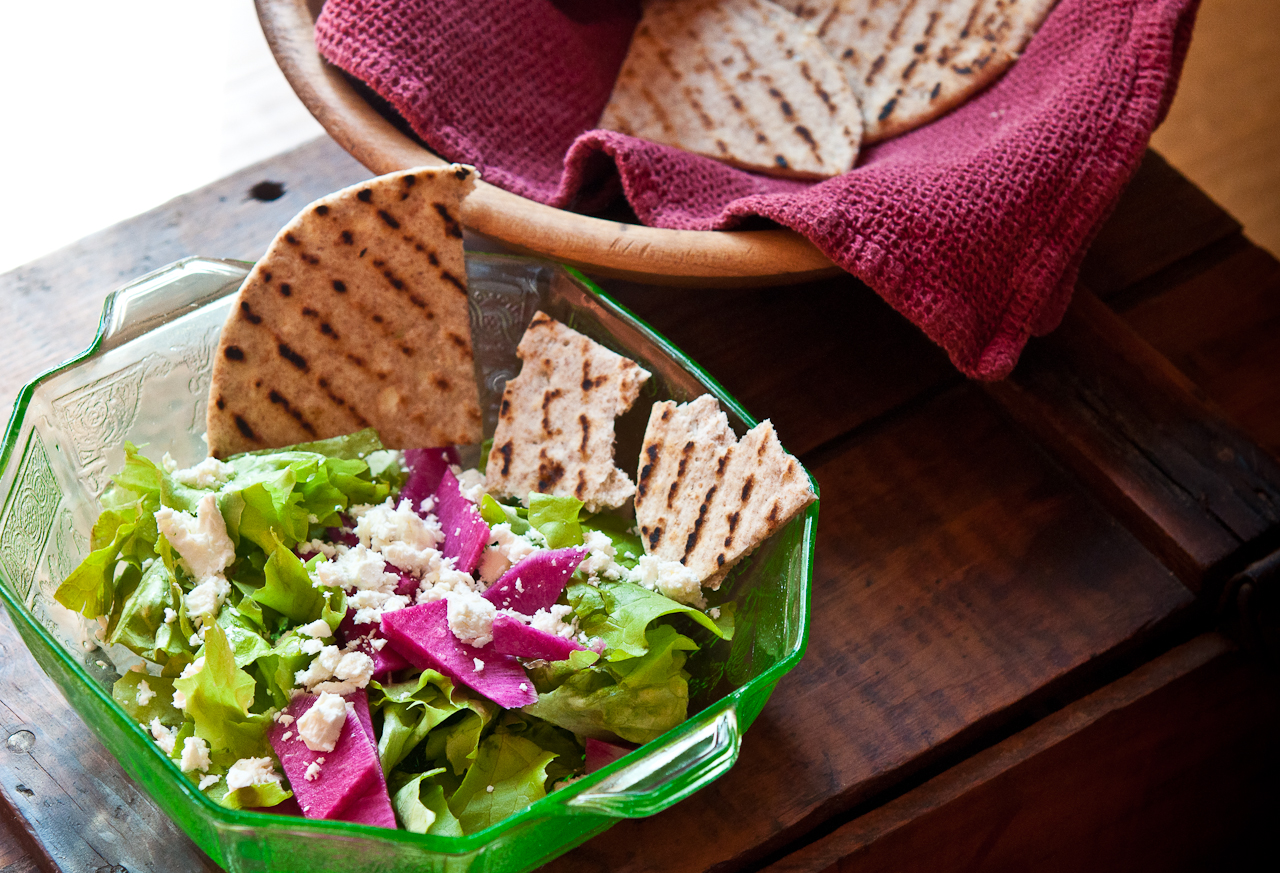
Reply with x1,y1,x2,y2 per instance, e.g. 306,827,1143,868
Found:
0,256,817,873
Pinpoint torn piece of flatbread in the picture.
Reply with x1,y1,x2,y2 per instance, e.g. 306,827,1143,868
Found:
599,0,863,178
784,0,1059,143
635,394,815,587
483,313,651,513
206,165,483,458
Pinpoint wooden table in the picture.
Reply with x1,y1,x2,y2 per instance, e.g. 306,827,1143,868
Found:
2,137,1279,872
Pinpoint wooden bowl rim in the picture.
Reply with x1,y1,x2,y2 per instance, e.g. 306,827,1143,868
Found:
255,0,841,287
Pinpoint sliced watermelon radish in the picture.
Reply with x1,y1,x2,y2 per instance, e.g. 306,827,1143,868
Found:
585,737,636,773
482,547,588,614
269,693,385,823
435,469,489,573
333,690,396,828
380,601,536,708
491,613,587,661
401,447,459,514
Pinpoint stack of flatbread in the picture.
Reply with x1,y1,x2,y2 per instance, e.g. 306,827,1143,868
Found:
599,0,1058,176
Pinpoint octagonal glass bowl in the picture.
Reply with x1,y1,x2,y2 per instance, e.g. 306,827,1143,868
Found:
0,254,817,873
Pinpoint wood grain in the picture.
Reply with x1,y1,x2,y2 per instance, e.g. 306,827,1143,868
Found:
985,290,1280,594
253,0,839,288
756,634,1280,873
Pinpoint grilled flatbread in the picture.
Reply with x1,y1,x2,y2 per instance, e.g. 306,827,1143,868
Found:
484,313,651,513
599,0,863,178
784,0,1059,143
635,394,815,587
206,165,483,458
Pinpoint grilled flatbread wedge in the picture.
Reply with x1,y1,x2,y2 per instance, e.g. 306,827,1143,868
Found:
484,313,651,513
599,0,863,178
635,394,815,587
784,0,1059,143
206,165,483,458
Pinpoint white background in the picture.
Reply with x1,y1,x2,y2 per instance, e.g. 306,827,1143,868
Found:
0,1,324,274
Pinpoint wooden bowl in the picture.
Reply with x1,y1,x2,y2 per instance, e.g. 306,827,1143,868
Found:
255,0,840,287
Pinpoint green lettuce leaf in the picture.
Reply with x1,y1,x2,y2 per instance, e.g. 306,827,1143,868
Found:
524,625,695,744
249,545,323,622
580,513,643,569
106,559,178,656
527,493,583,549
571,580,730,659
390,768,464,836
174,623,269,758
112,672,182,726
448,734,557,834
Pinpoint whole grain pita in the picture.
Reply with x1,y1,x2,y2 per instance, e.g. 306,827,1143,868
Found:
635,394,814,588
483,313,651,513
784,0,1059,143
599,0,863,179
206,165,482,458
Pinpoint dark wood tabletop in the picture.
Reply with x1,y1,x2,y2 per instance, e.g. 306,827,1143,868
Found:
2,137,1278,873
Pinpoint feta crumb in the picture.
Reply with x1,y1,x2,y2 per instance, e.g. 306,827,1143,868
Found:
300,637,326,655
161,452,179,473
446,588,497,647
197,774,220,790
473,657,485,673
709,607,721,620
172,457,235,490
155,493,236,584
579,530,625,581
163,607,177,625
297,693,348,753
529,604,577,639
278,714,295,727
486,785,495,794
453,467,487,504
149,718,176,755
171,689,187,711
627,554,706,608
519,683,528,692
184,574,231,626
353,498,445,575
281,731,293,741
179,736,211,773
298,619,333,639
225,757,281,791
305,758,326,782
135,680,155,707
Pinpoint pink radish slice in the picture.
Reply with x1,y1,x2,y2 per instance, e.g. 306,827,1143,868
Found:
483,547,587,614
434,469,489,573
332,690,396,828
585,737,636,773
491,613,587,661
381,601,536,708
269,693,384,822
401,447,459,514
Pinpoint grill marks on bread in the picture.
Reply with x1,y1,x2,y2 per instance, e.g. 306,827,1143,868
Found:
599,0,863,178
784,0,1059,143
484,313,651,513
635,395,815,588
207,165,482,457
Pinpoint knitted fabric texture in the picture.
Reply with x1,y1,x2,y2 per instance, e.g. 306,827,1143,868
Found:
316,0,1199,379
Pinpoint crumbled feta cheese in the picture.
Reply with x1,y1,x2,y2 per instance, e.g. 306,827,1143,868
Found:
225,757,281,791
485,784,495,794
297,692,348,753
300,637,326,655
446,588,497,647
529,604,577,639
709,607,721,620
305,758,326,782
281,731,293,741
171,689,187,711
473,658,485,673
198,774,220,790
155,493,236,584
579,530,625,582
627,555,706,608
295,645,343,688
163,607,177,625
486,523,541,567
306,538,339,559
353,498,444,575
453,467,487,504
276,713,295,727
416,562,481,603
297,645,376,696
476,547,511,585
135,680,155,707
314,544,407,623
519,683,528,692
179,736,211,773
181,657,206,678
161,452,179,473
298,619,333,639
173,457,235,490
149,718,176,755
184,574,231,625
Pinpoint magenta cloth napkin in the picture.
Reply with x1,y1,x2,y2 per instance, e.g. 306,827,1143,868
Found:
316,0,1199,379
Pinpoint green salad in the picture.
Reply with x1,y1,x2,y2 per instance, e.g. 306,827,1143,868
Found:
57,429,733,833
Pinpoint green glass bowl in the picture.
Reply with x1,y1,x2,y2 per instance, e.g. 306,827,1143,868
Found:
0,255,817,873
